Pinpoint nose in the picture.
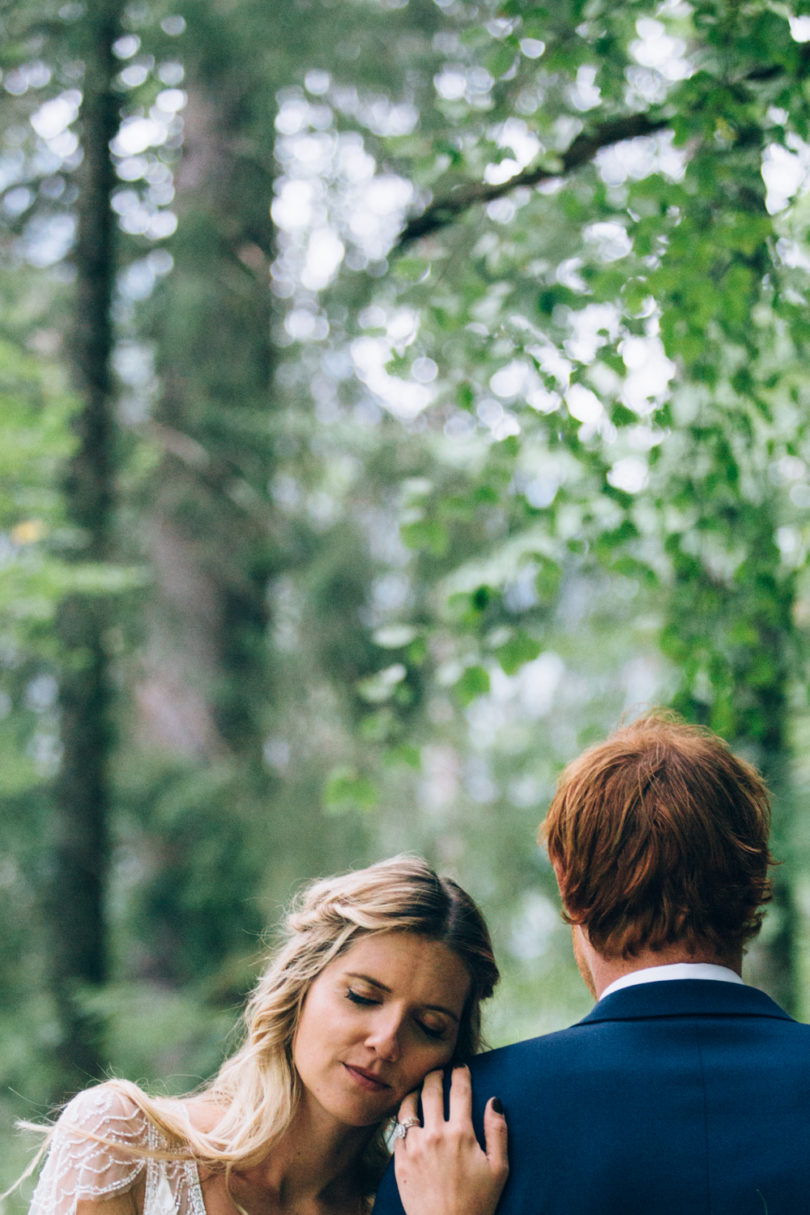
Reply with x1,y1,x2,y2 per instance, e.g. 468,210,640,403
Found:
365,1010,402,1062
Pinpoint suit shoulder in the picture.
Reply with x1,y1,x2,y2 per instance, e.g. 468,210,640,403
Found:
470,1023,586,1073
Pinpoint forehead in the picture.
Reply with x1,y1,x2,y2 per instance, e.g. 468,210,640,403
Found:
323,932,471,1016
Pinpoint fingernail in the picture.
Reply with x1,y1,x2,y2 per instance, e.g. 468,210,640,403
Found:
492,1097,504,1114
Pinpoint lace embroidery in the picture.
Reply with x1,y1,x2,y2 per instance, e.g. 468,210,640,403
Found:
29,1086,206,1215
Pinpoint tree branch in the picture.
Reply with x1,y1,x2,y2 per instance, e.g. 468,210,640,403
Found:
395,111,670,248
395,39,810,250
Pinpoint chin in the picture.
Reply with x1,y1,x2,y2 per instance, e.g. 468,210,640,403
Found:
335,1105,391,1129
324,1091,396,1128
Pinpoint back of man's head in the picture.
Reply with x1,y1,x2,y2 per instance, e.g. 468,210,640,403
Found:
541,711,774,960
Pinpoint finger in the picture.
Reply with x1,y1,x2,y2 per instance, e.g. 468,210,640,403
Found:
483,1096,509,1179
418,1067,446,1124
447,1063,472,1124
397,1089,420,1125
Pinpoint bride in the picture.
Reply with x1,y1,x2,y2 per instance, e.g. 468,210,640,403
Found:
24,856,508,1215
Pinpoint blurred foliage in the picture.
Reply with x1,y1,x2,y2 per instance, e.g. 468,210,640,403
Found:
4,0,810,1202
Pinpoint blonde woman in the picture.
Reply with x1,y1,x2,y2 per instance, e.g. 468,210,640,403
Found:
24,856,508,1215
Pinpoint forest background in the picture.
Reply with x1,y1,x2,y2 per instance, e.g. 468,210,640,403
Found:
4,0,810,1196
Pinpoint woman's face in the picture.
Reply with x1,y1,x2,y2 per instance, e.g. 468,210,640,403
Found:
293,931,471,1131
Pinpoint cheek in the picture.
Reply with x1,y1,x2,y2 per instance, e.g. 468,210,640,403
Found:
400,1038,455,1087
293,998,329,1071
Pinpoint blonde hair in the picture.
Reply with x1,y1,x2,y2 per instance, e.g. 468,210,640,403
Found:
25,855,498,1197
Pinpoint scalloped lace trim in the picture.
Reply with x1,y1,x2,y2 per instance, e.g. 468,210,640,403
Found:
30,1086,206,1215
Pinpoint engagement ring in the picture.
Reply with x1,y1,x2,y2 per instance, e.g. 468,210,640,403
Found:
393,1117,421,1140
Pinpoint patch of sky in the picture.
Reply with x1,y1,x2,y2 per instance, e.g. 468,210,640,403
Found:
565,383,604,429
351,311,435,421
489,360,532,401
113,34,140,58
2,186,32,217
119,62,151,89
111,116,167,157
155,88,186,115
584,220,631,262
30,92,80,141
158,61,184,86
161,15,186,35
631,18,690,78
776,526,803,563
283,308,329,343
520,38,545,59
272,179,318,231
26,673,58,712
508,890,559,963
484,117,541,185
569,64,601,112
301,227,345,291
563,303,620,364
607,455,648,494
597,130,686,186
526,343,571,391
25,213,75,266
434,65,471,101
305,69,331,96
762,139,810,214
620,333,674,414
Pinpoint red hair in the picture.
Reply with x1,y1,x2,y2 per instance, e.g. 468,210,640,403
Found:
541,712,774,959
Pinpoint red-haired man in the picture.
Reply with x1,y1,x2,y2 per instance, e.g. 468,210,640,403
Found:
377,712,810,1215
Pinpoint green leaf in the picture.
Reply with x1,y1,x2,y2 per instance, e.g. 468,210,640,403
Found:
454,665,491,705
486,43,517,79
495,632,542,675
384,743,422,770
373,624,418,648
393,257,431,283
323,766,379,815
356,663,408,704
400,518,449,556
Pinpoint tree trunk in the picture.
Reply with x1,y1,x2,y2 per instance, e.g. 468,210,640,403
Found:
128,2,280,985
135,16,277,763
51,0,121,1091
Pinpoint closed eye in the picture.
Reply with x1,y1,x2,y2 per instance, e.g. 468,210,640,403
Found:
346,988,378,1006
345,988,451,1039
416,1019,449,1041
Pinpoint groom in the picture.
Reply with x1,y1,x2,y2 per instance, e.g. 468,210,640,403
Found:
377,711,810,1213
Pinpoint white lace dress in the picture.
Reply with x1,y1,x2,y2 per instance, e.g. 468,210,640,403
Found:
29,1086,208,1215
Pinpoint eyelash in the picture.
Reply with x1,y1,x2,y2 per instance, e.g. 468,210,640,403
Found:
417,1021,446,1041
345,989,448,1041
346,989,376,1007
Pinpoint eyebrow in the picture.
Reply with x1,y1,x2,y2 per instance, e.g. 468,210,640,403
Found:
345,971,461,1022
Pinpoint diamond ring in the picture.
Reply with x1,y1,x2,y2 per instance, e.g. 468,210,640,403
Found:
393,1116,422,1140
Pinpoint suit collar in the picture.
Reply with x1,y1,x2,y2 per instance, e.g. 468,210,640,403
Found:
577,979,794,1025
600,961,742,999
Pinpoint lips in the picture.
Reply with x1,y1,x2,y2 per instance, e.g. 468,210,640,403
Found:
343,1063,392,1092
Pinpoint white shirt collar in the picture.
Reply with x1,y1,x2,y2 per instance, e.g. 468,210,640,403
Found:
600,962,744,1001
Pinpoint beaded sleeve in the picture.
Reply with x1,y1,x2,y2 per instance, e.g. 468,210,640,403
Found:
26,1085,205,1215
28,1086,148,1215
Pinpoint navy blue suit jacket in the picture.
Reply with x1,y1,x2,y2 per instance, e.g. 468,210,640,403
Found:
373,980,810,1215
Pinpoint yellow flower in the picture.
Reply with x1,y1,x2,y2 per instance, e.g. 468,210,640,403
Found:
10,519,47,544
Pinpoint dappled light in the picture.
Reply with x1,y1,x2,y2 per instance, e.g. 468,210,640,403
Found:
3,0,810,1201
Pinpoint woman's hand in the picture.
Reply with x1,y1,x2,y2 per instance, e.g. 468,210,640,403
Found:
393,1065,508,1215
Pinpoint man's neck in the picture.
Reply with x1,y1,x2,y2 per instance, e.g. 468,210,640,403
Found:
573,927,743,1000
